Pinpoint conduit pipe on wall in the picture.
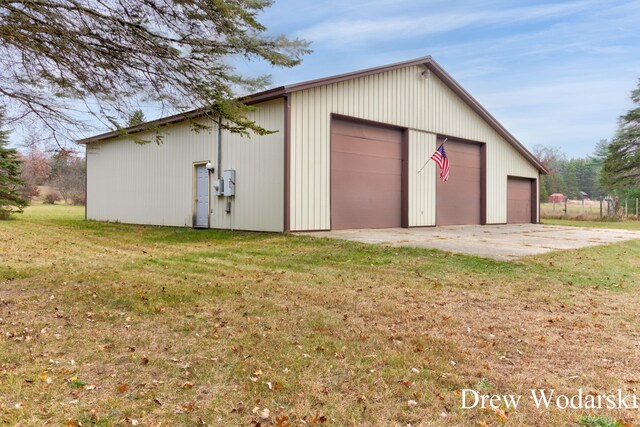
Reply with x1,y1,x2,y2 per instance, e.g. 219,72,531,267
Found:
217,117,222,180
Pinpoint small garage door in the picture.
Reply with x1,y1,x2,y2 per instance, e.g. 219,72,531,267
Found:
436,140,482,225
331,118,403,230
507,177,534,223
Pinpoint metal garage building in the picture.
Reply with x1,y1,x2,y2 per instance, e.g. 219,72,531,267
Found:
80,56,548,232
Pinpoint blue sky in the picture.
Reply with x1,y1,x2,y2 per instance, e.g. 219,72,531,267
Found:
234,0,640,158
11,1,637,158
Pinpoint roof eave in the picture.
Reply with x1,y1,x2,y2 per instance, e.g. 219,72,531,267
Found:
423,60,548,175
78,89,288,144
78,55,548,174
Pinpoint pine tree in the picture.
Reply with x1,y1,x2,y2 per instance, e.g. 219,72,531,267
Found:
0,118,28,218
601,79,640,190
127,110,147,127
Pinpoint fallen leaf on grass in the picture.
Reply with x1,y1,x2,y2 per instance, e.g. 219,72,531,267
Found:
116,383,129,393
304,412,327,425
176,401,195,413
275,415,291,427
489,407,508,421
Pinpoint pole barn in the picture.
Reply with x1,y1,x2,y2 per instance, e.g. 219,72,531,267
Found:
80,56,548,232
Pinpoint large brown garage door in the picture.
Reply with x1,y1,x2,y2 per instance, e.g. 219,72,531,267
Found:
331,118,403,230
436,139,482,225
507,177,535,223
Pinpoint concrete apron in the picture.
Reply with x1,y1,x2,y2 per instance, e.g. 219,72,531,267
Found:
298,224,640,261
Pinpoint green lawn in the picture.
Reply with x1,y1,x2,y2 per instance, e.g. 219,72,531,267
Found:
1,205,640,426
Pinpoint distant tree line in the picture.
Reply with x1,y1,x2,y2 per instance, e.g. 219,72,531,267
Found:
19,135,86,206
535,78,640,206
533,143,607,202
1,112,86,218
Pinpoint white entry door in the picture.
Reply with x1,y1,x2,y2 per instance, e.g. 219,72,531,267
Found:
194,164,209,228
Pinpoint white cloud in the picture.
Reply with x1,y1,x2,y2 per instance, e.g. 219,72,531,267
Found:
299,1,591,46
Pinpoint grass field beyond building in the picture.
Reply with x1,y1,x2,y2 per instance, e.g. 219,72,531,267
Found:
1,205,640,426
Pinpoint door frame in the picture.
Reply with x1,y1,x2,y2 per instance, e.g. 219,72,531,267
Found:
329,114,408,230
506,175,537,224
192,161,211,228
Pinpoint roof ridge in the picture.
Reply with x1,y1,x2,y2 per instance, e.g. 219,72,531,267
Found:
77,55,547,174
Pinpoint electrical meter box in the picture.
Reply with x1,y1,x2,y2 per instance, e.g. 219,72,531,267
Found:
223,169,236,196
213,179,224,196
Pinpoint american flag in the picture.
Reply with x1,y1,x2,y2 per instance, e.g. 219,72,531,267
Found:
430,144,450,182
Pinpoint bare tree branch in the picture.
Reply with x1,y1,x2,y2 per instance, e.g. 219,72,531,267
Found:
0,0,311,146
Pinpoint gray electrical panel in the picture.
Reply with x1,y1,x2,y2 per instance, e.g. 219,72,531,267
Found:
213,179,224,196
223,169,236,196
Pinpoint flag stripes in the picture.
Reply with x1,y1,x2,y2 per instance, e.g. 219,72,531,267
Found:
430,144,450,182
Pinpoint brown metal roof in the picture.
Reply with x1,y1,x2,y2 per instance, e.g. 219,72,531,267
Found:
78,56,547,174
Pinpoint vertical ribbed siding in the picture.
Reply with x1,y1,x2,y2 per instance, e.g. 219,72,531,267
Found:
86,119,214,227
86,99,284,231
211,99,284,231
289,65,538,230
408,130,436,226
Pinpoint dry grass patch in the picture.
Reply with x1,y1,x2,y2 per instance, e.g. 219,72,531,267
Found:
1,205,640,426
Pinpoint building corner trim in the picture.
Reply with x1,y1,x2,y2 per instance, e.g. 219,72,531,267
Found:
283,95,291,232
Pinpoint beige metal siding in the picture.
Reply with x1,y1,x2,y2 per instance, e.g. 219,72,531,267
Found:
289,66,538,230
408,130,436,226
86,99,284,231
86,120,214,227
211,99,284,231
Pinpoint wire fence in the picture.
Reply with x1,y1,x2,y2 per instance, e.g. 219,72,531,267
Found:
540,198,639,221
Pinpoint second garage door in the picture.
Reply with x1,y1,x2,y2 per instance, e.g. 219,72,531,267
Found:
507,177,534,223
331,118,403,230
436,139,483,226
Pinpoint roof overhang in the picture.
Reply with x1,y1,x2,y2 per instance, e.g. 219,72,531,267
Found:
78,56,548,174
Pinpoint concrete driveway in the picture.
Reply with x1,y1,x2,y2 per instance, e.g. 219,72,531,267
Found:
300,224,640,261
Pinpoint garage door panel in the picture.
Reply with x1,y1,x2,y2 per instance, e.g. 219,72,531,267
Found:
333,135,401,158
507,177,533,223
333,167,401,182
332,153,402,175
436,140,482,226
444,151,479,164
333,185,401,201
332,119,401,143
331,118,403,230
